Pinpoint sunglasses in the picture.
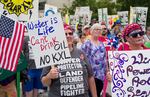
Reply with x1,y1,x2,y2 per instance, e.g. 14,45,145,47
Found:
128,31,144,38
65,32,73,36
102,28,107,30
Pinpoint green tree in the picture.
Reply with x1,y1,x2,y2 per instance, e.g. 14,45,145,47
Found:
62,0,118,20
61,0,150,26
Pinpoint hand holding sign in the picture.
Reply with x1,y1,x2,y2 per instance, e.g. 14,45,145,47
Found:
47,65,59,79
106,72,112,82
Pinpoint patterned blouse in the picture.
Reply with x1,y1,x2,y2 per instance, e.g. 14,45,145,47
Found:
81,40,107,81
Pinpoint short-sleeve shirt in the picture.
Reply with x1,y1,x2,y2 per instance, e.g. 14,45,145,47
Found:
41,47,93,97
81,40,107,81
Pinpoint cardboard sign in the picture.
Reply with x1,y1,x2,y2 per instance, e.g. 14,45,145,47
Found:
0,0,39,21
26,13,71,68
108,50,150,97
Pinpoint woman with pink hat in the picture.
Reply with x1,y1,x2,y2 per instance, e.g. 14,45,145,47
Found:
118,23,148,50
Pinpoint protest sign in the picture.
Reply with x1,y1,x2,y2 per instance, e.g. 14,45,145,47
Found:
117,11,128,27
26,13,71,68
130,7,148,31
75,6,91,25
108,50,150,97
44,4,58,16
98,9,103,24
98,8,108,26
0,0,39,21
69,15,76,26
58,58,85,96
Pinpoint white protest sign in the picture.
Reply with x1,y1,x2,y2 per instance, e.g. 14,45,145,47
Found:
75,6,90,16
98,9,103,24
58,58,85,96
130,7,148,31
108,50,150,97
0,0,39,21
98,8,108,26
75,6,91,25
103,8,108,26
44,4,58,16
69,15,76,26
129,6,136,24
117,11,128,27
26,13,71,68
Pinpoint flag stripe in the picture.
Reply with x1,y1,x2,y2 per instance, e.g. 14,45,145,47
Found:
0,36,2,43
2,21,16,69
0,38,5,65
1,38,10,69
11,24,25,71
3,22,18,70
0,38,4,64
9,22,20,71
3,39,11,69
7,22,19,70
0,36,1,68
10,23,24,71
4,39,11,69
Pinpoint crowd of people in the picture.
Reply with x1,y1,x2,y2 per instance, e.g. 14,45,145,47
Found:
0,17,150,97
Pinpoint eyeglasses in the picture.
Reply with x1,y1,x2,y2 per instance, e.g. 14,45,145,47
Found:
128,31,144,38
65,32,73,36
94,29,101,31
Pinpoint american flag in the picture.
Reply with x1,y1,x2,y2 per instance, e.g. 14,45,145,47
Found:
0,15,25,71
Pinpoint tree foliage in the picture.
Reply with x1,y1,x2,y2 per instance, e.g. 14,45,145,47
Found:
117,0,150,26
62,0,150,26
65,0,118,19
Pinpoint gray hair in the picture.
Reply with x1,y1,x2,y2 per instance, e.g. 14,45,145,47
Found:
90,23,101,33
